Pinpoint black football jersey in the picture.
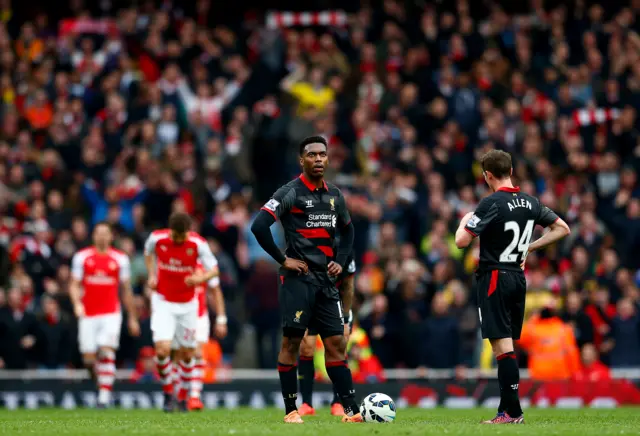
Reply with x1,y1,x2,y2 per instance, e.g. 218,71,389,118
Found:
465,186,559,272
261,174,351,284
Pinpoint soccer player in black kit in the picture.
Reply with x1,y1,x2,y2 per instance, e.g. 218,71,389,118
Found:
455,150,570,424
251,136,362,424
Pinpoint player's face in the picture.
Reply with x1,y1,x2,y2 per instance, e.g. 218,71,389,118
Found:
300,143,328,178
93,225,113,249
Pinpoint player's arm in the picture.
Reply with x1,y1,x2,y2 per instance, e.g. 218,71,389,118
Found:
143,234,157,290
339,264,355,330
527,204,571,253
69,253,85,318
334,192,354,269
455,198,499,248
251,186,307,273
209,277,228,338
119,255,140,337
191,241,219,285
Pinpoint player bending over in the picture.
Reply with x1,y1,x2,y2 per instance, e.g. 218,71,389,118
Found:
251,135,362,424
70,222,140,408
298,257,355,417
144,212,219,412
171,262,228,411
455,150,570,424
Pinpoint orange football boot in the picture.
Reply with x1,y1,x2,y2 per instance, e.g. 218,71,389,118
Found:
284,410,304,423
298,403,316,416
331,403,345,416
342,412,364,423
187,397,204,411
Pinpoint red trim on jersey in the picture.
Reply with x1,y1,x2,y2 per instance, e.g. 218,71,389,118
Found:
260,207,277,220
497,186,520,193
280,275,284,284
464,227,477,237
299,173,328,191
291,206,304,214
553,216,560,223
296,228,330,239
343,220,351,227
317,246,334,257
488,270,498,297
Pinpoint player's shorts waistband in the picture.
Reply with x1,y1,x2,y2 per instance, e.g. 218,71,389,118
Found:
475,265,524,275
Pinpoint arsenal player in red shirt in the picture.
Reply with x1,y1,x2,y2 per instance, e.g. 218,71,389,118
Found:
144,213,219,412
70,222,140,408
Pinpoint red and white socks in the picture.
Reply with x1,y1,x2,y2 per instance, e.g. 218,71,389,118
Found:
177,358,195,401
190,357,204,399
96,350,116,405
155,356,174,395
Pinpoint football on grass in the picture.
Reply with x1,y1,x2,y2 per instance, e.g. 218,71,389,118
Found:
360,392,396,423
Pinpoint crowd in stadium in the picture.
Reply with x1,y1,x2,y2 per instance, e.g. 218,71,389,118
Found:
0,0,639,380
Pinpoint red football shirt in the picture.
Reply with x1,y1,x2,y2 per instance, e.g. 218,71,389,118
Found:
71,247,130,317
144,230,218,303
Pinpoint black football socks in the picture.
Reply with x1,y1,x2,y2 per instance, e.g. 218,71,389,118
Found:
326,360,358,415
278,362,298,414
497,351,523,417
298,355,315,406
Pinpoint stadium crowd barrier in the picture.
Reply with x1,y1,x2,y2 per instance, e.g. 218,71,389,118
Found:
1,369,639,409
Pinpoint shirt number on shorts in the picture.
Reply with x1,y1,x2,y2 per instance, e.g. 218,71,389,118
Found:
499,220,534,263
183,328,196,342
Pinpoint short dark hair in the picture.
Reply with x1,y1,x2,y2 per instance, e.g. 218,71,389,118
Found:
299,136,328,156
94,221,112,232
168,212,191,235
481,150,512,179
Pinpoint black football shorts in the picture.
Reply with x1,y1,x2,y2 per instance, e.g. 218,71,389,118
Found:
307,257,355,337
279,272,344,339
476,269,527,340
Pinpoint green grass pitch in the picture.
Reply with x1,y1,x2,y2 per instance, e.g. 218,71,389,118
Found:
1,408,639,435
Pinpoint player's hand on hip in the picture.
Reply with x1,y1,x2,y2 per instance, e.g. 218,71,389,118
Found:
327,261,342,277
128,316,141,337
147,275,157,290
73,302,85,318
520,251,529,270
283,257,308,274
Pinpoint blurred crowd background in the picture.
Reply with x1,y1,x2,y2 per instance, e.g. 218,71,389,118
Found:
0,0,639,382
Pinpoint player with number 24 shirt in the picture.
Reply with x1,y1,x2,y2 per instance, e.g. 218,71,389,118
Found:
455,150,570,425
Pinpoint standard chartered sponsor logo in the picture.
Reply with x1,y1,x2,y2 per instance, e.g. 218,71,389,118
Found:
306,213,335,228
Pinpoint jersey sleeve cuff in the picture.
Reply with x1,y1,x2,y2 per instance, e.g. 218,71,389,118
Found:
464,227,478,237
260,207,277,220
